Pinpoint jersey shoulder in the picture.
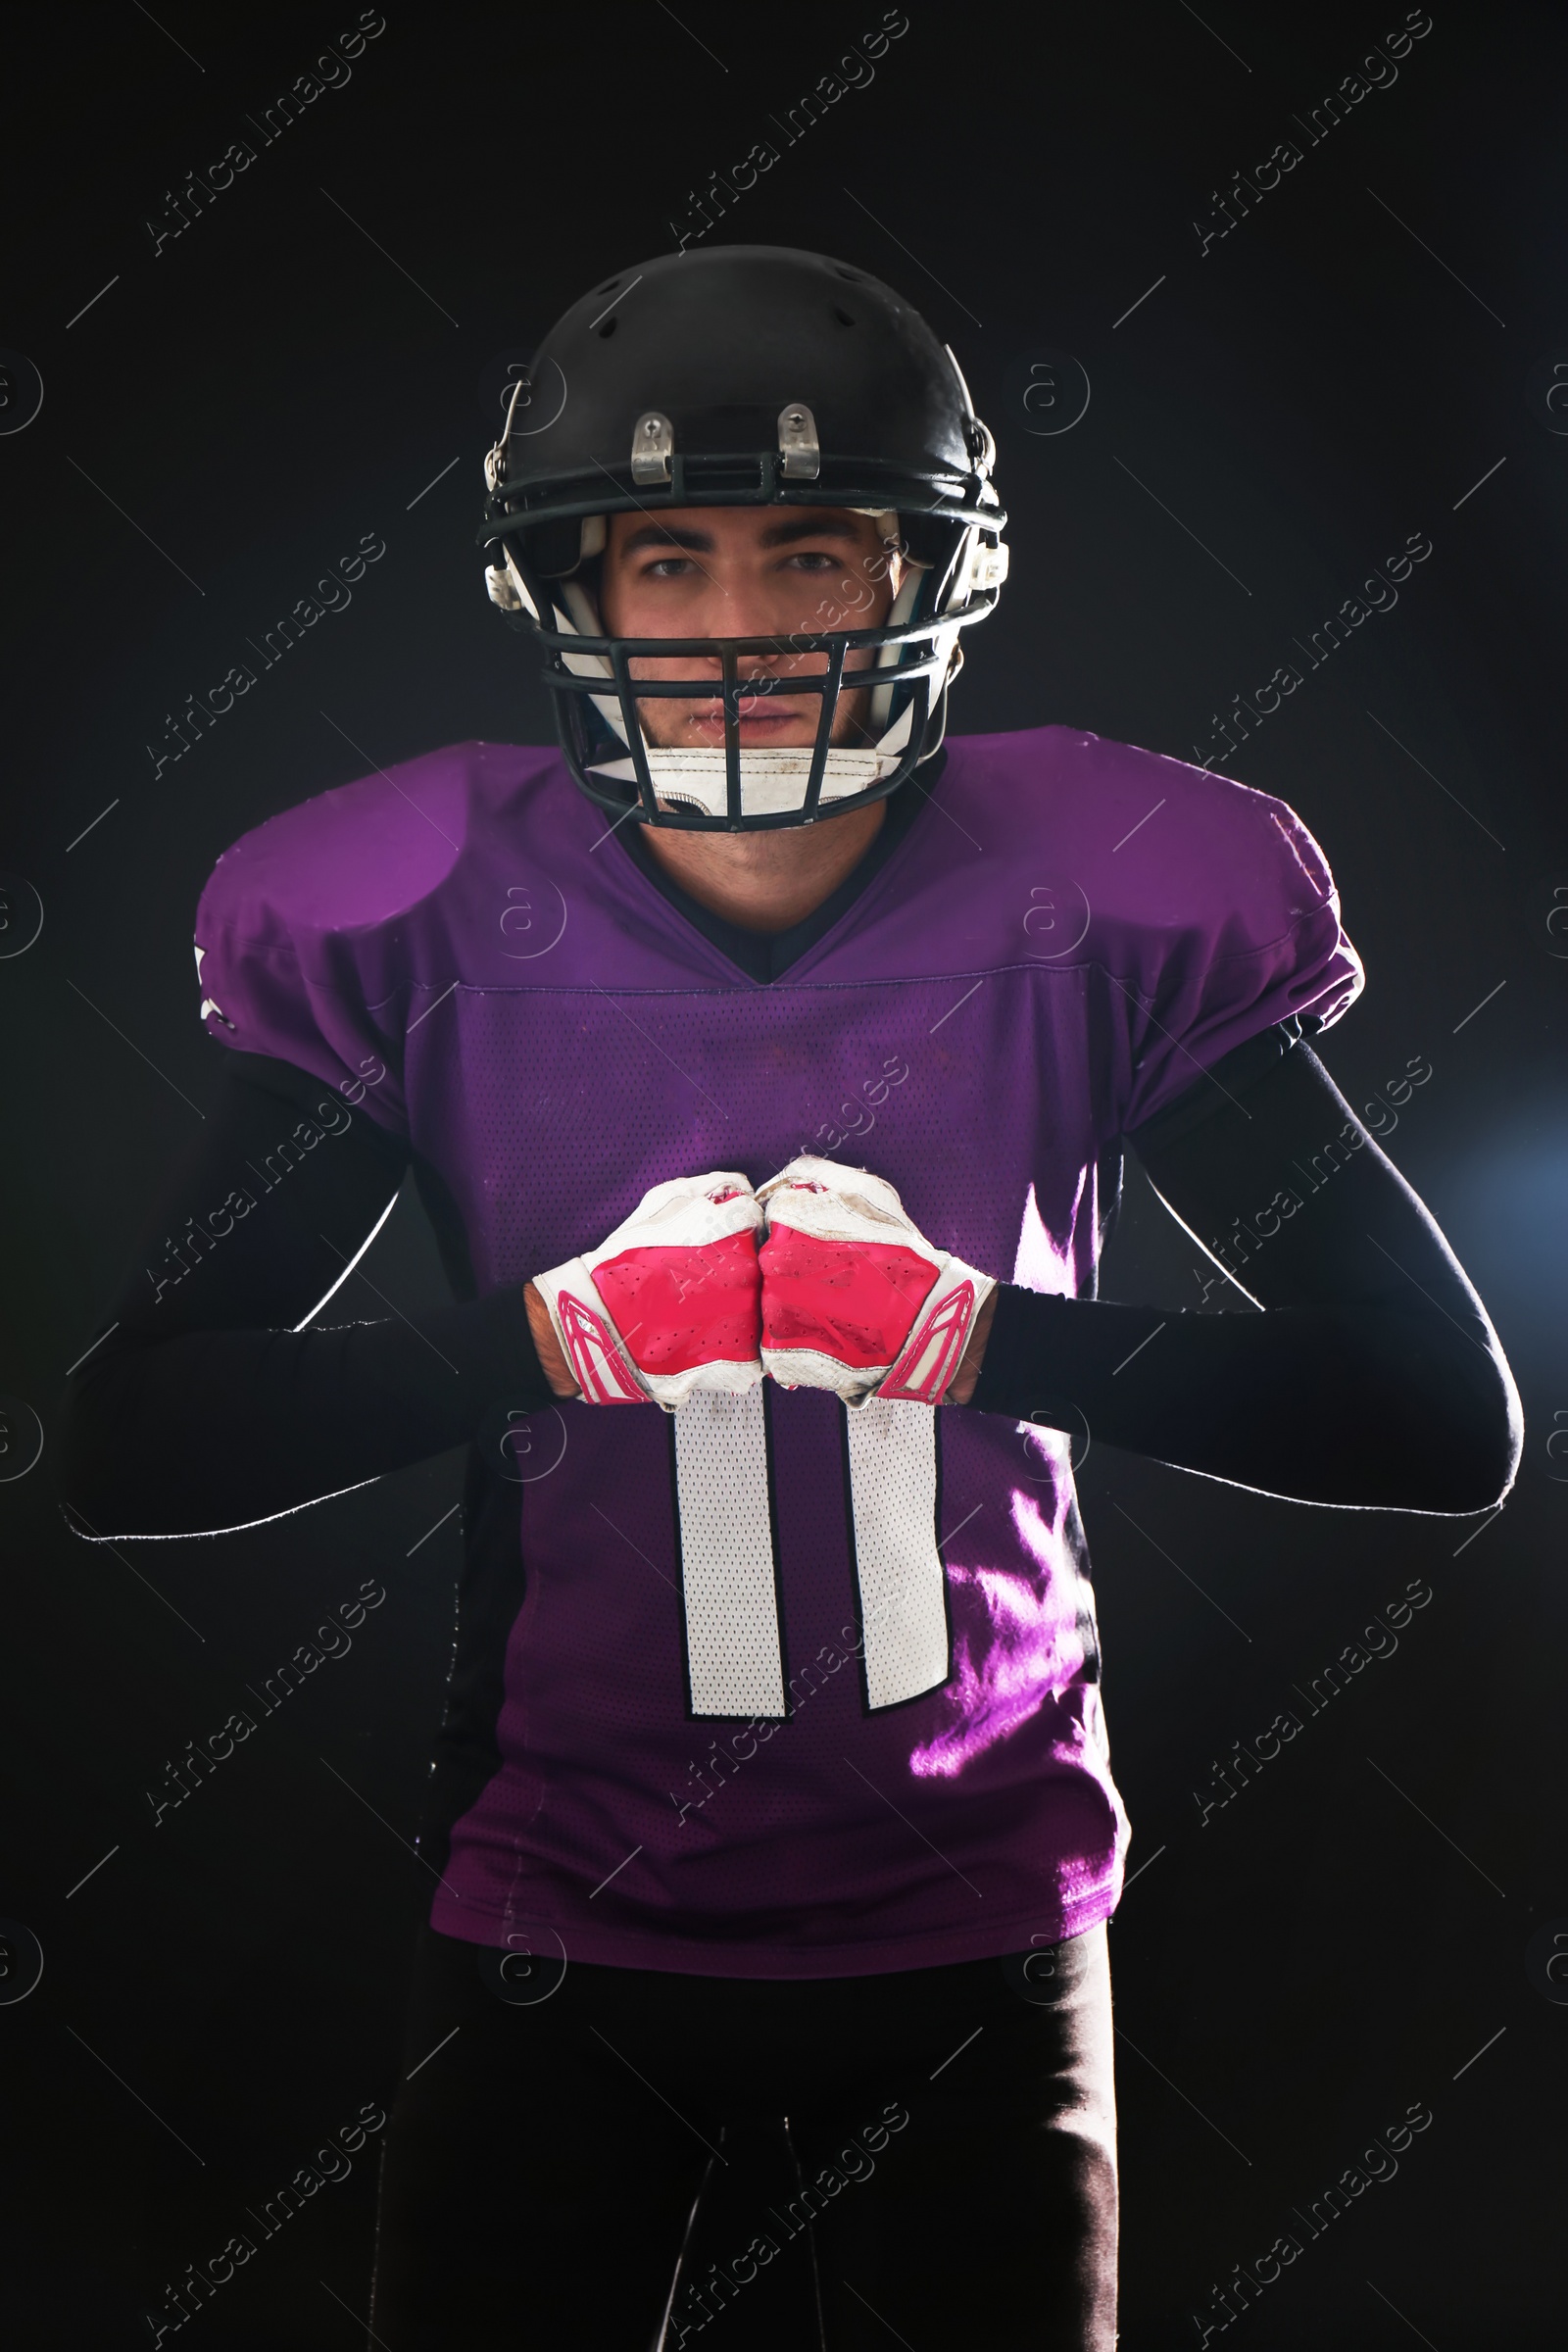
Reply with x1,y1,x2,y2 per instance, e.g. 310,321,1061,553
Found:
190,742,570,1106
901,726,1363,1077
195,741,562,952
943,723,1341,927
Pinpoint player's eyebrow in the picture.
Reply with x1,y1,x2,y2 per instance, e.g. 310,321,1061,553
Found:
618,524,715,556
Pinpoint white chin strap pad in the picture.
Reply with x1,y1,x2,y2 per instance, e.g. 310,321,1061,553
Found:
586,744,904,820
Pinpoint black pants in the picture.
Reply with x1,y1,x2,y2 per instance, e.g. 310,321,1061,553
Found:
370,1922,1117,2350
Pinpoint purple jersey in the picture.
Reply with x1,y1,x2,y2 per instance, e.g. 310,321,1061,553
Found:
193,726,1362,1977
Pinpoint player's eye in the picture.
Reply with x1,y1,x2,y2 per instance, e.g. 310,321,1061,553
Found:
642,556,696,578
784,551,841,571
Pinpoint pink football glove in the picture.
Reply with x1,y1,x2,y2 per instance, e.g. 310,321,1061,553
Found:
532,1172,763,1409
757,1155,996,1405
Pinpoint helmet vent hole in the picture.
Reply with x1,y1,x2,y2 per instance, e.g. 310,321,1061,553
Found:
832,306,857,327
594,278,621,295
833,265,863,281
597,316,618,338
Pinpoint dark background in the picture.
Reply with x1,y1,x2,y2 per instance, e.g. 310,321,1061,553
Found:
2,3,1565,2344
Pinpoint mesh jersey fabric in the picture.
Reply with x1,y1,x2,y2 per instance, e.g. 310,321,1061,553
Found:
191,726,1363,1976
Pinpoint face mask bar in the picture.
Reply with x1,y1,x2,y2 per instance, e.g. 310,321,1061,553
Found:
486,459,1002,539
526,588,998,831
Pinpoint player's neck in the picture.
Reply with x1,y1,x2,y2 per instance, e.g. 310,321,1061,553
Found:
638,798,887,935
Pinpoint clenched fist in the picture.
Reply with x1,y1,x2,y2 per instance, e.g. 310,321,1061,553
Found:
757,1156,996,1406
530,1172,763,1409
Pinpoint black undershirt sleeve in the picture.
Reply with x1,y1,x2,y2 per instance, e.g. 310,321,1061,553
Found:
59,1054,552,1538
967,1030,1521,1514
60,1022,1522,1542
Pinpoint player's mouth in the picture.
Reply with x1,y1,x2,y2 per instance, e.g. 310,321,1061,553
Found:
685,697,821,746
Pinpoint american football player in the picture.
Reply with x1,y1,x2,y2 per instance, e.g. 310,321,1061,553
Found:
63,245,1520,2351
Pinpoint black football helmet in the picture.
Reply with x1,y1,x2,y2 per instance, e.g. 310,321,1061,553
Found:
477,244,1007,830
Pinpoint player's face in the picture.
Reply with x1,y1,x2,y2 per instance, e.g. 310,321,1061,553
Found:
598,506,904,750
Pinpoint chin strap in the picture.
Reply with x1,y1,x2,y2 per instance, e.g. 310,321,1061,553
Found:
585,744,904,819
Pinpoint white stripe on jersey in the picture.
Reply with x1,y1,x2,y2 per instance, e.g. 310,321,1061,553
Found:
845,1397,950,1710
673,1387,787,1719
672,1390,950,1718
